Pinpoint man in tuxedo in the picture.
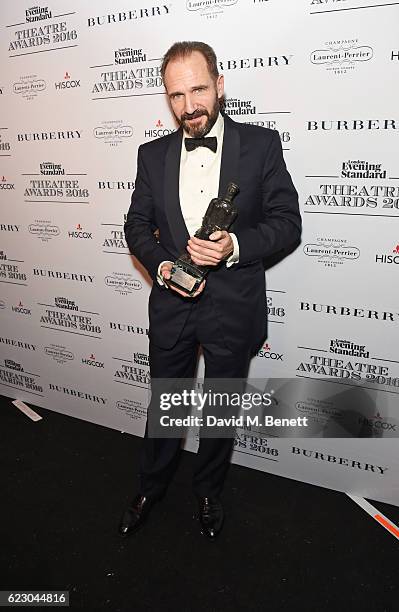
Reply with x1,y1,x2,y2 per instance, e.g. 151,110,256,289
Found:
120,41,301,539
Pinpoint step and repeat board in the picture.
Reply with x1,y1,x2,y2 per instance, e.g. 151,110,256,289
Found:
1,0,398,506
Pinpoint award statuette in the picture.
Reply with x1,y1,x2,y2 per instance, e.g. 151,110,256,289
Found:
168,182,239,295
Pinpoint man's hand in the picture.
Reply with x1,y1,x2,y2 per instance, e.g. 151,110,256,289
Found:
159,262,206,298
187,231,233,267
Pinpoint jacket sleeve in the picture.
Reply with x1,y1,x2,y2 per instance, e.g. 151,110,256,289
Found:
124,144,173,281
235,130,302,265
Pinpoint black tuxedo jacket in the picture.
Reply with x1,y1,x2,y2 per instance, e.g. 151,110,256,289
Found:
124,114,301,352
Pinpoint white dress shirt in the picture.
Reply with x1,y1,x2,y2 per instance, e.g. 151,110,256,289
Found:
157,112,239,287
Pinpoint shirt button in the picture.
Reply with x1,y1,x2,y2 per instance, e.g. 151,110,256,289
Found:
201,165,204,168
200,190,203,193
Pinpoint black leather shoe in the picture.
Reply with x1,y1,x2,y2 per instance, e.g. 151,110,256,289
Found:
198,497,224,540
118,494,156,537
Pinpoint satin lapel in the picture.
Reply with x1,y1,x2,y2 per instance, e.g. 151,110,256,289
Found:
218,114,240,198
164,128,190,256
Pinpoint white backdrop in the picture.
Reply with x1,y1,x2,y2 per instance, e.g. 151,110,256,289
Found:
1,0,398,506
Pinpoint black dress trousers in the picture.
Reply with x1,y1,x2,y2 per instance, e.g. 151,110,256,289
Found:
138,289,252,500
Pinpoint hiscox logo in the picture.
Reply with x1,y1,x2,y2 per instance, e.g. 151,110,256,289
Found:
144,119,176,139
12,300,32,316
55,71,81,90
93,120,133,148
186,0,238,19
13,75,46,101
82,353,105,369
303,236,359,268
256,342,283,361
375,243,399,265
68,223,93,239
0,176,15,190
310,38,373,75
359,412,397,434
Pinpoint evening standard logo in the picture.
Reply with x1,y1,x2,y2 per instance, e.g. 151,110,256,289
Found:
114,357,150,386
341,159,386,179
91,50,163,98
48,383,107,405
25,6,52,22
1,176,16,190
29,220,60,242
24,163,89,202
13,75,46,101
115,47,147,64
82,353,105,368
297,337,399,391
102,228,127,252
359,412,397,434
109,320,148,335
291,446,388,475
0,254,27,283
40,296,102,336
304,173,399,214
303,237,359,268
375,243,399,265
87,5,172,27
330,338,369,358
68,223,93,239
8,8,78,55
234,432,279,458
116,398,147,422
310,39,373,75
133,352,149,367
98,178,135,190
55,71,81,90
223,98,291,143
40,161,64,175
105,272,142,295
256,342,283,361
144,119,176,139
225,98,256,116
94,121,133,147
12,300,32,316
186,0,238,19
0,358,43,393
266,293,286,322
44,343,74,364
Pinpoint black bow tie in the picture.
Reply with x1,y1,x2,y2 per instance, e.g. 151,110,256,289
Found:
184,136,217,153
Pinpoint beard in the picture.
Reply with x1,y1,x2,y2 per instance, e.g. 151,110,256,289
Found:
178,94,220,138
